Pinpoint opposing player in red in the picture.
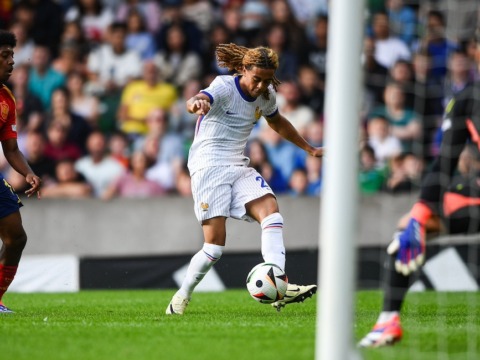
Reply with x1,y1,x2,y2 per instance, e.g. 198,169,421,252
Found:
0,30,41,313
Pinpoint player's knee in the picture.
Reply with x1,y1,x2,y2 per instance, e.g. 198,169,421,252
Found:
261,212,284,230
3,231,27,251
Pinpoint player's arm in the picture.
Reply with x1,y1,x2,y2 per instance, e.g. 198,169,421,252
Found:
266,112,323,157
186,93,211,115
1,138,41,197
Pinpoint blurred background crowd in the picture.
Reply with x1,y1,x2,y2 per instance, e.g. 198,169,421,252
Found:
0,0,478,200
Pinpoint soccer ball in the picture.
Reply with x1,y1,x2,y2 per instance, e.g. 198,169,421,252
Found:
246,263,288,304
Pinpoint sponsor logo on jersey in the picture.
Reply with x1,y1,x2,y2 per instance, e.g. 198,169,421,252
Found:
11,124,16,132
200,202,209,211
441,118,452,131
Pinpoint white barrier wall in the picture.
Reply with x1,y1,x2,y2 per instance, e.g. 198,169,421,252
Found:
20,194,419,256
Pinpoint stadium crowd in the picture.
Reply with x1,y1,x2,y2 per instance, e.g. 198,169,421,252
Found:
0,0,478,199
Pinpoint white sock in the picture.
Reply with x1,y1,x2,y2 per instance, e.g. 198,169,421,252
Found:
261,212,286,271
377,311,399,324
178,243,224,299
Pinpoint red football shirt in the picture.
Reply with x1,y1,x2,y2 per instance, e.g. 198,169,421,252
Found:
0,84,17,142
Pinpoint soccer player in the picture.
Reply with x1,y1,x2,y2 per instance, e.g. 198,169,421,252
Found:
166,43,323,315
0,30,42,313
359,33,480,347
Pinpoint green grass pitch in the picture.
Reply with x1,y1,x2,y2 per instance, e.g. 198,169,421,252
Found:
2,290,479,360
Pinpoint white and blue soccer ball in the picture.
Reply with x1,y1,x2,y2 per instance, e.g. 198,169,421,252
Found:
246,263,288,304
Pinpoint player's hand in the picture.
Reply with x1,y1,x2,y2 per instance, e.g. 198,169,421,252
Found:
310,147,324,157
25,173,41,199
387,218,426,276
191,99,211,115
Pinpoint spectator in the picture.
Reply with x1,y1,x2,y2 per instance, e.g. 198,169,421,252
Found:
102,150,166,200
259,124,300,183
202,23,233,76
153,24,202,89
117,61,177,139
359,144,386,195
297,65,325,117
43,120,82,162
222,5,249,47
65,0,114,45
108,130,130,170
41,158,92,199
301,14,328,90
85,21,142,96
246,138,288,194
276,80,315,136
367,115,403,167
288,168,309,197
60,20,90,63
362,36,389,110
304,154,323,196
21,0,64,57
154,0,203,55
182,0,216,34
389,59,415,109
385,0,417,47
169,78,202,143
75,130,125,198
7,131,55,193
369,82,421,154
410,50,444,162
268,0,309,54
52,40,85,76
47,87,92,153
124,8,156,61
28,44,66,110
66,70,100,129
8,63,44,133
370,11,411,69
174,163,192,197
384,152,423,193
443,50,473,109
239,0,270,46
415,10,458,82
115,0,162,33
263,23,298,81
9,21,34,68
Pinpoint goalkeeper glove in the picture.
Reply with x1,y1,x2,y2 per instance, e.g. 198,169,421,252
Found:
387,202,432,276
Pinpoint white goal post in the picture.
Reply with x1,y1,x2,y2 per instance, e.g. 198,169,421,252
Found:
316,0,366,359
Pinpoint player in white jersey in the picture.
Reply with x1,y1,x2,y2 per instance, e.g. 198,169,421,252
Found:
166,43,323,315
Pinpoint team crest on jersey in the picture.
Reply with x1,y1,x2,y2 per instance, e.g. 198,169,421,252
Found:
0,101,9,121
254,106,262,124
200,202,209,211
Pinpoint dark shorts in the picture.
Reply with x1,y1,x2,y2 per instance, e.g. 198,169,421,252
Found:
0,175,23,219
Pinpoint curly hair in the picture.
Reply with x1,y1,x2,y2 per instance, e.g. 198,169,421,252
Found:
0,30,16,49
216,43,281,95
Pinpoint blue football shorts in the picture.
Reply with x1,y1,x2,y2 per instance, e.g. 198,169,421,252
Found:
0,175,23,219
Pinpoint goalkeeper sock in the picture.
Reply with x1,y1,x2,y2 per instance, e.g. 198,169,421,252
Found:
261,213,286,271
382,253,412,312
178,243,224,299
0,265,18,302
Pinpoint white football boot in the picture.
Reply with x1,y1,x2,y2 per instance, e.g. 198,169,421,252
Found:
271,283,317,311
166,293,190,315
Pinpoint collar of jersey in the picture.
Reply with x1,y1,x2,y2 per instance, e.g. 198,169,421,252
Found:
235,76,256,102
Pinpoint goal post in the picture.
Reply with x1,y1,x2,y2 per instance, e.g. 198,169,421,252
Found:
315,0,366,359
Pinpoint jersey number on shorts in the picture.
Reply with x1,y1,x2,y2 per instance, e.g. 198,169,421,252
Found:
255,176,271,190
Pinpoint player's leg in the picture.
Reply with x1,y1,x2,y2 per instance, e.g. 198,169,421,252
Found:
167,167,231,315
245,194,317,310
359,214,443,347
0,211,28,313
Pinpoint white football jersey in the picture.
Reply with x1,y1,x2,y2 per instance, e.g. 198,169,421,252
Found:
188,75,278,175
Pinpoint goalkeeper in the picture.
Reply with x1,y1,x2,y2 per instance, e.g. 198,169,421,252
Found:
359,50,480,347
